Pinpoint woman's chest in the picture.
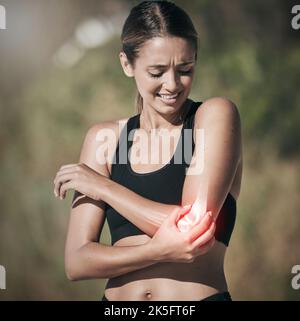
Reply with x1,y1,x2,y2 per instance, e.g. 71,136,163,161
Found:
129,127,186,174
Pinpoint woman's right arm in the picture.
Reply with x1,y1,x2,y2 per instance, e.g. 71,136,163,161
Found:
64,123,215,281
64,123,158,280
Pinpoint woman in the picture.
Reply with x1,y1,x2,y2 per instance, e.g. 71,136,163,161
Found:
53,1,242,301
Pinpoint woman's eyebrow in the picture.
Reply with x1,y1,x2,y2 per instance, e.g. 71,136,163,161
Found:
148,61,195,68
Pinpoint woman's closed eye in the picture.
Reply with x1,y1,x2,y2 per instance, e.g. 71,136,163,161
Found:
148,69,193,78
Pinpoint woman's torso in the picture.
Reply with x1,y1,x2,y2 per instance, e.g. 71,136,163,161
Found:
103,100,242,300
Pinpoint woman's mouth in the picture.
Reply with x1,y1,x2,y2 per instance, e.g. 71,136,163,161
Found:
156,92,181,104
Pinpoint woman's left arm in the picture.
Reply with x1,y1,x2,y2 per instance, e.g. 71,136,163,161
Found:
181,97,242,221
100,97,242,228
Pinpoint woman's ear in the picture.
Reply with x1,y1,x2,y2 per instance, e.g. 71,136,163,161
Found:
119,52,134,77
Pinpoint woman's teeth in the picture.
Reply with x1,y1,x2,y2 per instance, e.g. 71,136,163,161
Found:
157,93,179,99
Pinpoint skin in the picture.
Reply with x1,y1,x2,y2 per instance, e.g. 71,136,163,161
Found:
53,36,243,301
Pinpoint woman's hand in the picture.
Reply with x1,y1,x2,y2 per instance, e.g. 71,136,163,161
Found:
176,200,207,233
53,163,107,201
150,208,216,263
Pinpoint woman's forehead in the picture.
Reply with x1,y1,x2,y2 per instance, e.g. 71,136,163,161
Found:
137,36,195,65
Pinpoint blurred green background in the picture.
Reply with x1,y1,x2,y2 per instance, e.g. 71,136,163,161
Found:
0,0,299,300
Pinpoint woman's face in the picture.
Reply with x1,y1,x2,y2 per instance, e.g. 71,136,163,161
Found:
121,36,196,116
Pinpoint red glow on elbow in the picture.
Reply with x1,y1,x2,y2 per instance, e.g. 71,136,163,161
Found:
177,199,207,232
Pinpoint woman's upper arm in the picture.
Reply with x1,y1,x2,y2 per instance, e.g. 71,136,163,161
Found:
65,122,115,254
182,97,242,219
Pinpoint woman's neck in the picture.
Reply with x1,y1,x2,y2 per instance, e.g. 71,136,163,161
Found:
139,99,192,132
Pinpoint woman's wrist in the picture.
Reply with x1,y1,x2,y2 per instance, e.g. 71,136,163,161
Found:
96,175,113,201
144,239,165,264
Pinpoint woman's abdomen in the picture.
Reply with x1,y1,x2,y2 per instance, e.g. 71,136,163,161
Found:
104,235,228,301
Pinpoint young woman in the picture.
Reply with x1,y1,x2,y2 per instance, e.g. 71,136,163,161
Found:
53,1,242,301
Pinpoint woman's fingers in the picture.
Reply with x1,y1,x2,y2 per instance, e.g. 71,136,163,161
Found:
60,181,75,199
196,236,216,255
53,164,82,197
187,211,213,242
54,166,79,183
192,221,216,248
54,172,74,198
53,164,81,185
60,164,78,169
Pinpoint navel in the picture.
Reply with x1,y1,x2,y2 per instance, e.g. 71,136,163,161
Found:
144,290,152,300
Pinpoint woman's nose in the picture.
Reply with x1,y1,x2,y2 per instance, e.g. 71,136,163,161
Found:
164,71,180,92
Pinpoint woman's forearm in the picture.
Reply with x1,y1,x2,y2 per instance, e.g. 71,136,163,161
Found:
99,178,181,237
66,240,160,280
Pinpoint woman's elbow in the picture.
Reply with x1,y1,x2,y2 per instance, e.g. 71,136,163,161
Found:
64,248,89,281
65,266,80,281
64,247,107,280
65,269,78,282
65,255,81,281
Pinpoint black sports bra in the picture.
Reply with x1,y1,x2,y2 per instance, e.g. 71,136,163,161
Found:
104,101,236,246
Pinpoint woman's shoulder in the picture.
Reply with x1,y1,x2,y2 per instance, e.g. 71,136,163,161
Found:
197,96,239,115
81,117,131,175
82,117,131,157
85,116,131,140
195,96,240,125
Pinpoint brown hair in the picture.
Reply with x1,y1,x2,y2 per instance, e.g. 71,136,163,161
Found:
121,0,198,114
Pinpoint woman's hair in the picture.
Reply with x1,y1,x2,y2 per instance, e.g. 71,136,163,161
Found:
121,0,198,114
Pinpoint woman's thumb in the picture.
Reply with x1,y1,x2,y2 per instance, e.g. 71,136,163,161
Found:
176,204,192,223
168,208,181,225
182,204,192,213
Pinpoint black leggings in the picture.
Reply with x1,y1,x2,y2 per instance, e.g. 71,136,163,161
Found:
102,291,232,301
